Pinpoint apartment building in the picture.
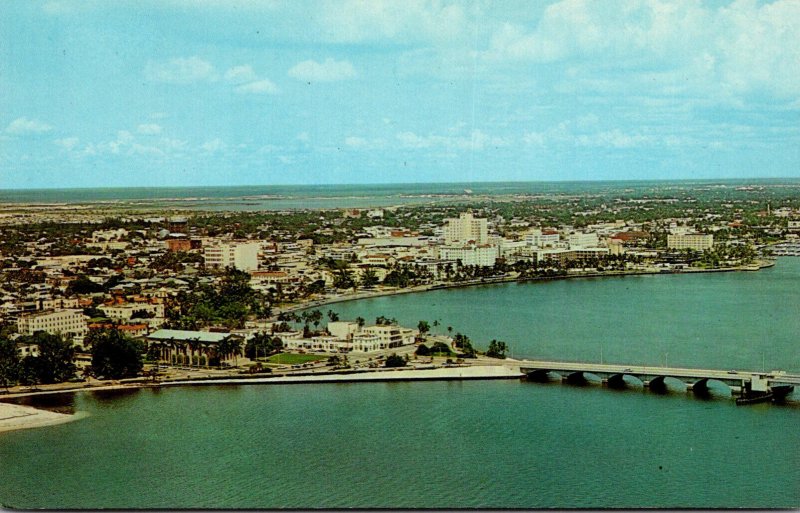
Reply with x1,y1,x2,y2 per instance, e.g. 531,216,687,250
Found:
443,212,488,245
667,233,714,251
17,309,89,338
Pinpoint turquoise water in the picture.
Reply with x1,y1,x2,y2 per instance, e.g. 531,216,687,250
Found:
329,261,800,373
1,260,799,509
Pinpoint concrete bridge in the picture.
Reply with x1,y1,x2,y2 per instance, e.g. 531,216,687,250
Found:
516,360,800,397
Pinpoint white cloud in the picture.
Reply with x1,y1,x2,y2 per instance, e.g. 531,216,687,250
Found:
235,79,279,94
396,129,509,151
201,138,226,153
319,0,468,44
144,56,216,84
55,137,80,150
484,0,800,98
288,58,357,82
224,65,258,84
345,136,369,148
137,123,163,135
6,117,53,134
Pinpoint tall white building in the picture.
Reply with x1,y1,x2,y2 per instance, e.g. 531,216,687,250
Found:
443,212,488,245
204,241,261,271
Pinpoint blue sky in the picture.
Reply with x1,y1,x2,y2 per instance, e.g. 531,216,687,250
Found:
1,0,799,189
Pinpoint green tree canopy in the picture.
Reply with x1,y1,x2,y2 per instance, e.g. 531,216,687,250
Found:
0,338,21,390
88,328,144,379
17,331,77,384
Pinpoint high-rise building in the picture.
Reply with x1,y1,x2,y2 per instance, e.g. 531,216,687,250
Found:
443,212,488,245
204,241,261,271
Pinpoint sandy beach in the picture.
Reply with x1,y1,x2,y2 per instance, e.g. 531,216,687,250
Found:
0,402,86,434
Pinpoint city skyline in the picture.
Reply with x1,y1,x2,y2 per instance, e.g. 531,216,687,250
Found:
2,0,799,190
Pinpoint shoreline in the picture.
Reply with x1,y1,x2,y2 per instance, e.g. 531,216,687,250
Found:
0,402,88,434
277,259,775,315
0,259,776,433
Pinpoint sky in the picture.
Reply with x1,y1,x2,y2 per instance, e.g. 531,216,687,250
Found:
1,0,799,189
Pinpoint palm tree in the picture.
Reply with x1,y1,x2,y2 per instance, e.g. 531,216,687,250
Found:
227,336,243,368
188,338,201,367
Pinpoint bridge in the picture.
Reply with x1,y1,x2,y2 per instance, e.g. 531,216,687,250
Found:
516,360,800,398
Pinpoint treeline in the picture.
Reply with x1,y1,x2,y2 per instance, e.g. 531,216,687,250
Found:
0,328,145,390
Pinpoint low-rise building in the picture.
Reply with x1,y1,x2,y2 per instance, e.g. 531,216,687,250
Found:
667,233,714,251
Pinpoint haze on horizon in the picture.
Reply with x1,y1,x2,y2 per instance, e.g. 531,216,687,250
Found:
2,0,799,190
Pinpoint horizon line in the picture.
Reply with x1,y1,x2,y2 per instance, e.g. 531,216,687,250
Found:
3,176,800,192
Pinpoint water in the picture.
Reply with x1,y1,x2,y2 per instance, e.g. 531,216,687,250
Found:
1,260,799,509
328,260,800,373
2,178,799,210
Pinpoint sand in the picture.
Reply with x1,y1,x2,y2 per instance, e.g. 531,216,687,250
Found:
0,401,85,434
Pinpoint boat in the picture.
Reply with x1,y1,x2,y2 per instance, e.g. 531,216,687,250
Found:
736,384,794,405
770,384,794,402
736,392,772,405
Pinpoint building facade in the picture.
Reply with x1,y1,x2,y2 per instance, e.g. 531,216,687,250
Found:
667,233,714,251
204,241,261,271
17,309,89,338
443,212,488,245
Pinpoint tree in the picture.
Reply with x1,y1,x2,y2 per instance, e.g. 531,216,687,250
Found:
0,338,20,390
384,353,407,368
327,310,340,322
417,320,430,336
21,332,76,384
415,344,430,356
355,316,365,328
66,275,104,296
359,266,379,288
486,339,508,359
88,329,144,379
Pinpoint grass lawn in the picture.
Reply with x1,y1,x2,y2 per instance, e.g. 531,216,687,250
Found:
267,353,328,365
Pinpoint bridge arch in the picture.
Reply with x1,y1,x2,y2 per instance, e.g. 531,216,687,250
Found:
647,376,688,394
565,371,589,385
690,378,732,397
607,373,645,389
524,369,555,383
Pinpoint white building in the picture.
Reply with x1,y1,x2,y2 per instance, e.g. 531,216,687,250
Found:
443,212,488,245
362,325,415,348
204,241,261,271
327,321,361,340
99,303,165,322
667,233,714,251
567,231,599,249
17,309,89,338
439,245,498,267
524,229,560,248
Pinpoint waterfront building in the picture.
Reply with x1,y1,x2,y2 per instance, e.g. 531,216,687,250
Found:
667,233,714,251
362,325,415,348
146,329,244,365
327,321,361,340
17,309,89,339
443,212,488,245
438,245,498,267
204,241,261,271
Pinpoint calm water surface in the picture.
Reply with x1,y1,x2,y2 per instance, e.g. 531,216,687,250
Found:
1,260,798,509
